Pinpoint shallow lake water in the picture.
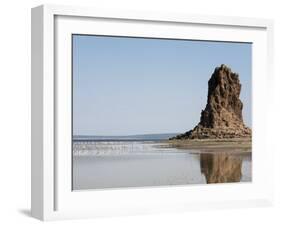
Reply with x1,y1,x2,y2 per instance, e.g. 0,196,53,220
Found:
72,141,251,190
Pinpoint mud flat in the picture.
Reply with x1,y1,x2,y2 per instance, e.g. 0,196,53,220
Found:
164,138,251,152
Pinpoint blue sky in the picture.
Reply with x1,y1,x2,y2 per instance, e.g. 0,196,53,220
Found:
73,35,252,136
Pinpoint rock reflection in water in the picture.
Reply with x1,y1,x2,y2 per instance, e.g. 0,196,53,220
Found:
200,152,242,183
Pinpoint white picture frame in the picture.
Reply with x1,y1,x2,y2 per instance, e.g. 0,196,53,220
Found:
31,4,274,221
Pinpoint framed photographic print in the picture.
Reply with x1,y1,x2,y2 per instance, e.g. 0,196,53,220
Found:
31,4,274,221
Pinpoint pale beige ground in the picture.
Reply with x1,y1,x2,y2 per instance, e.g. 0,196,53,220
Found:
161,138,251,152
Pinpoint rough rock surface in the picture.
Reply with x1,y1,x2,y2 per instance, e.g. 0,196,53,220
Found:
171,64,251,139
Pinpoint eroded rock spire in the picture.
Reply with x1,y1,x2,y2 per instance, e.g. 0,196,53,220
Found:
172,64,251,139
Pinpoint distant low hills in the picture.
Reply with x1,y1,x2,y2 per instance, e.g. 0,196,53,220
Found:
73,133,180,141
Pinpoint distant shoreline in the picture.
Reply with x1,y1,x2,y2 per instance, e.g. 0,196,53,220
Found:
72,139,166,142
73,133,180,142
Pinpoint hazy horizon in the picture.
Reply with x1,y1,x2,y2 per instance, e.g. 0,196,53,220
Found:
73,35,252,136
73,132,180,137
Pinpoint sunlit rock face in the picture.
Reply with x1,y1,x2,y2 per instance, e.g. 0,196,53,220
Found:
200,153,242,183
171,64,251,139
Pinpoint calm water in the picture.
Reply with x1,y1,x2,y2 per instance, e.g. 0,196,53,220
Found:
72,141,251,190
